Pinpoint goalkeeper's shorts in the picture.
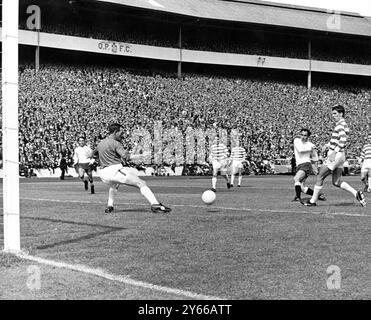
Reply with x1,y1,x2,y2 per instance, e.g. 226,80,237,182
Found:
99,164,129,185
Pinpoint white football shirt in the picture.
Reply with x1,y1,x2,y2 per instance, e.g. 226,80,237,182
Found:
294,138,317,166
73,145,93,164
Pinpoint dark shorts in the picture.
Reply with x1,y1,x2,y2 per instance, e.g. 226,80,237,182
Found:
296,162,313,178
75,163,93,174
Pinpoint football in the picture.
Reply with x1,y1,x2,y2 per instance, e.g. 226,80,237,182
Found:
202,190,216,205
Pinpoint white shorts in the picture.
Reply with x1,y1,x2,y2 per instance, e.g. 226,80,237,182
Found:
212,160,228,172
99,164,129,185
231,161,244,173
324,150,345,171
361,159,371,172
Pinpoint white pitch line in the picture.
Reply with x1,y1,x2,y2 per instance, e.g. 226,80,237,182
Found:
14,180,318,191
15,251,222,300
19,196,369,218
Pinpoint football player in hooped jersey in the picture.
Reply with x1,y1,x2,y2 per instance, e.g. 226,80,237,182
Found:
93,123,171,214
209,136,231,192
292,128,326,203
73,136,95,194
303,105,366,207
360,133,371,193
230,145,248,187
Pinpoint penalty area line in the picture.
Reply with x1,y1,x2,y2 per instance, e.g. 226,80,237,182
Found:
14,252,223,300
19,197,369,218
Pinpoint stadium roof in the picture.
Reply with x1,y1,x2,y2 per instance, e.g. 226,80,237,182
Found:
95,0,371,37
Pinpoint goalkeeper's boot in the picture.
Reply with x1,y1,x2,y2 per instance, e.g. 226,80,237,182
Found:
105,206,114,214
84,180,88,191
211,188,216,192
356,191,367,207
151,203,172,214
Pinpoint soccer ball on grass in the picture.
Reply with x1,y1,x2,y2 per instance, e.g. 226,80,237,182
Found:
202,190,216,205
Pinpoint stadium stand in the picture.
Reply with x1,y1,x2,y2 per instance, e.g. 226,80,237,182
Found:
18,0,371,64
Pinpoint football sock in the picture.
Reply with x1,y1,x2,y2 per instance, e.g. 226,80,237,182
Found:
140,186,159,205
231,174,235,185
310,185,322,203
212,177,217,189
340,182,357,197
295,185,302,198
238,175,242,186
368,176,371,189
108,186,117,207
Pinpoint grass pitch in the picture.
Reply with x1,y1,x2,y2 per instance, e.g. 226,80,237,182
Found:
0,175,370,299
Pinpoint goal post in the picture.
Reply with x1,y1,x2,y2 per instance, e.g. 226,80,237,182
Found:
2,0,20,252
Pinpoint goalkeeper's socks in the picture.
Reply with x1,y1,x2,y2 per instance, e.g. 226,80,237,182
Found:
140,186,159,205
108,186,117,207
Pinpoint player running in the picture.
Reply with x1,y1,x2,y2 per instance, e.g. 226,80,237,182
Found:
360,133,371,193
93,123,171,214
209,137,231,192
230,145,247,187
303,105,366,207
292,128,326,203
73,136,95,194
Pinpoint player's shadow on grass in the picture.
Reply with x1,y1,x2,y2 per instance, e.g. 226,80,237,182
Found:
19,215,127,250
36,229,121,250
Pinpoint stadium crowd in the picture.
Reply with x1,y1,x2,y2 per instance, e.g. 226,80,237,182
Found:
0,64,369,173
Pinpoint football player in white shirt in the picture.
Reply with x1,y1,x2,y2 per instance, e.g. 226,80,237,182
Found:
73,136,95,194
292,128,325,203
